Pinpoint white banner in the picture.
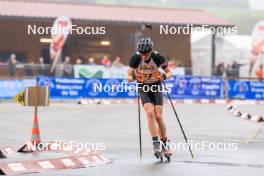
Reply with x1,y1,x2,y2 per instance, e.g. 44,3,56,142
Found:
74,65,129,79
74,65,185,79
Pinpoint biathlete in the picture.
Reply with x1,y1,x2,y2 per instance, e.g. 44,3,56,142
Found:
127,36,173,160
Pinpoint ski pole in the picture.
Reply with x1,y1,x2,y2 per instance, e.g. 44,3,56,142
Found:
137,91,143,159
161,79,194,159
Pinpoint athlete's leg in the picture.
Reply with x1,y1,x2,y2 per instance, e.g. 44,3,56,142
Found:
143,103,159,137
154,105,166,139
152,90,166,140
154,105,171,155
140,88,161,153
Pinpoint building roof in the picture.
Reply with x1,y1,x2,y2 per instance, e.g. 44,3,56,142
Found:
0,0,231,26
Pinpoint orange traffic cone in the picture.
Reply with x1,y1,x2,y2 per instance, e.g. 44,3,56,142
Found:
31,115,41,144
17,115,41,152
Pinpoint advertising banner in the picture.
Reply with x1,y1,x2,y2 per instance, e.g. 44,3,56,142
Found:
169,76,224,99
37,76,224,99
229,80,264,100
49,16,72,74
73,65,185,79
249,20,264,76
37,77,137,98
74,65,129,79
0,79,36,98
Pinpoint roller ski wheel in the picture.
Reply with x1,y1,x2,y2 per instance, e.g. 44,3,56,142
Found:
163,149,172,162
153,141,163,162
154,150,163,162
161,138,172,162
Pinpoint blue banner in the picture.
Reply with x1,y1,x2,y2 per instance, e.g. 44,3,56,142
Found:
229,80,264,100
0,79,36,98
37,76,224,99
169,76,224,99
37,77,138,98
3,77,264,100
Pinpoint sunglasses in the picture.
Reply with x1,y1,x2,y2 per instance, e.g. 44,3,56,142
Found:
140,51,151,55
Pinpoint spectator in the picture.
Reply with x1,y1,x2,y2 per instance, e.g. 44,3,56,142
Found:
25,60,34,76
7,54,17,76
215,62,225,76
62,56,73,77
88,57,96,65
168,59,177,75
112,56,124,67
101,55,111,66
229,60,246,77
256,64,264,81
76,58,82,65
226,64,233,77
0,58,4,65
38,57,46,75
168,60,176,69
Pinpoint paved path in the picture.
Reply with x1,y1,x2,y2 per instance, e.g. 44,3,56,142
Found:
0,103,263,176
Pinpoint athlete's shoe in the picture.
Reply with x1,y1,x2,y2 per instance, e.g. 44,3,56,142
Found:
161,138,172,162
153,141,163,161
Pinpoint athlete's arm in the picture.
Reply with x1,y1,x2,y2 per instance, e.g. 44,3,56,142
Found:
128,67,135,82
128,54,140,82
155,52,173,80
162,66,173,80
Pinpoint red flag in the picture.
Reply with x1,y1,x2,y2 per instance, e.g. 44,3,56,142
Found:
49,16,72,74
249,21,264,76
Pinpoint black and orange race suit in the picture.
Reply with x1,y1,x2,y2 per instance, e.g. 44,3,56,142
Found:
129,51,168,105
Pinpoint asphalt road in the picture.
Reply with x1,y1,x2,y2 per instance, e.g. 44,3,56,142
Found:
0,102,263,176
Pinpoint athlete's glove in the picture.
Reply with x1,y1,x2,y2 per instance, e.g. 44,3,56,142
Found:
133,70,140,81
160,73,167,80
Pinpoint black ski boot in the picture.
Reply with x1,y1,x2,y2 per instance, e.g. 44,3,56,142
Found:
153,141,163,162
161,138,172,162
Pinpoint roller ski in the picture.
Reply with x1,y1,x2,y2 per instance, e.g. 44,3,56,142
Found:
161,138,172,162
153,141,163,162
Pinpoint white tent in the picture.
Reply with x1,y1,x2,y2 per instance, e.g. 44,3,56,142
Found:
191,32,251,77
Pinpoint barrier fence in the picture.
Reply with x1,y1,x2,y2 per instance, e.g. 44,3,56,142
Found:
1,76,263,100
0,64,187,79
